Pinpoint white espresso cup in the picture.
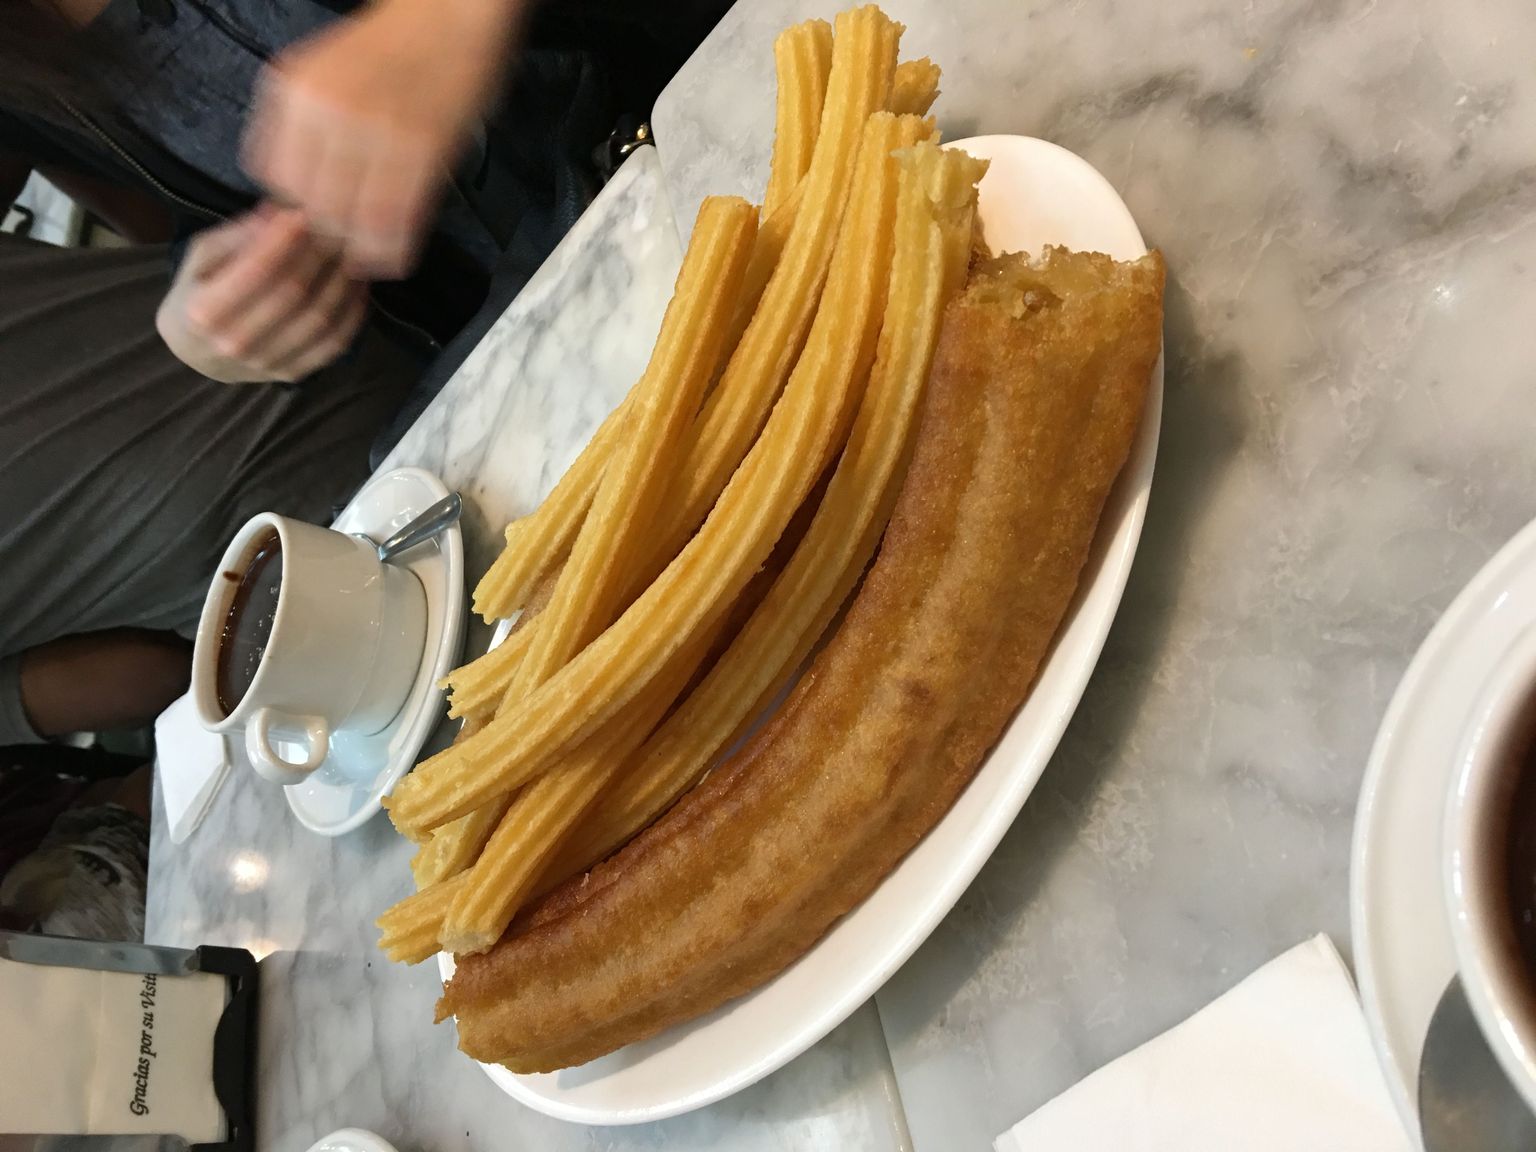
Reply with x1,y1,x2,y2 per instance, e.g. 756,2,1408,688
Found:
1444,624,1536,1116
192,512,427,786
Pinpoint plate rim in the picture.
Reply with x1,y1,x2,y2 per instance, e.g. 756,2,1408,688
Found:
285,466,466,836
443,133,1163,1123
1350,513,1536,1147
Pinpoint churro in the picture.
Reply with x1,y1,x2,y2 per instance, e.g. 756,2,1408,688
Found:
409,713,498,887
890,57,941,115
764,19,834,217
510,195,757,702
379,871,471,964
445,567,557,722
438,626,717,956
422,197,757,950
381,611,729,964
623,10,905,602
473,9,895,626
442,624,532,722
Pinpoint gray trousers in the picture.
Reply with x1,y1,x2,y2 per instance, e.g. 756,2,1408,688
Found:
0,234,423,743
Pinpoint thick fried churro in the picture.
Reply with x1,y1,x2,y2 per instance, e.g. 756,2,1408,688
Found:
387,20,907,840
441,245,1166,1072
765,19,834,216
540,141,985,887
889,57,941,115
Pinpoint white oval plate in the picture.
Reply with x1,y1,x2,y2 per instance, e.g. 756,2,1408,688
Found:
440,135,1164,1124
1351,514,1536,1147
284,467,466,836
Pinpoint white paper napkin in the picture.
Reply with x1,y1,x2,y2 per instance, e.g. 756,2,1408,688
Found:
154,693,229,844
995,934,1413,1152
0,955,227,1138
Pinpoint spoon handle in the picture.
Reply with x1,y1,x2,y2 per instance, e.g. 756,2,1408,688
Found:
378,493,462,562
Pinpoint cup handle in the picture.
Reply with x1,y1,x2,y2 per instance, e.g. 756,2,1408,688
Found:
245,707,329,786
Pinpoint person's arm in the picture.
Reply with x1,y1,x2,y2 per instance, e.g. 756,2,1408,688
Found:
243,0,530,278
19,630,191,738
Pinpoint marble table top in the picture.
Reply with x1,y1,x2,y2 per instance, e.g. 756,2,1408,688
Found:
149,0,1536,1147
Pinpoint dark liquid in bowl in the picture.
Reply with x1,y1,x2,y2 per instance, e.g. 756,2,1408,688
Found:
215,530,283,716
1507,739,1536,982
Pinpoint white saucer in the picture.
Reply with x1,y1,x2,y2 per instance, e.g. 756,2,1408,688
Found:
281,467,466,836
1351,514,1536,1147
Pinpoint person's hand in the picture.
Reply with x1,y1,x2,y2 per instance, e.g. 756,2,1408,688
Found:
243,0,521,279
155,205,370,384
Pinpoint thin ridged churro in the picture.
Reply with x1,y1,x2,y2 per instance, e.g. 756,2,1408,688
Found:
890,57,941,115
764,19,834,216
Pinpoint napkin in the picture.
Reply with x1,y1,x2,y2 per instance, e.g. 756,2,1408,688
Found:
995,934,1413,1152
0,954,227,1138
154,693,229,844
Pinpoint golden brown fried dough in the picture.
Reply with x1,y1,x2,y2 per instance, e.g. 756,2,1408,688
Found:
441,245,1166,1072
470,8,900,626
889,57,941,115
429,197,759,954
539,141,985,888
764,19,834,216
387,99,916,840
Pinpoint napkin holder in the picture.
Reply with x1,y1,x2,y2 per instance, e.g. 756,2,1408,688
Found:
0,931,257,1152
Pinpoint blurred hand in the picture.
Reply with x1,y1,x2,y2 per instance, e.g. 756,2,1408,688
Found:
243,0,519,278
156,206,369,384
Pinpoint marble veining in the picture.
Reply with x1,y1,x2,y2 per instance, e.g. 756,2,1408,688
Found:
659,0,1536,1146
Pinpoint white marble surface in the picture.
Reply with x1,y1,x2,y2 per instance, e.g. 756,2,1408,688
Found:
147,146,910,1151
657,0,1536,1147
147,0,1536,1147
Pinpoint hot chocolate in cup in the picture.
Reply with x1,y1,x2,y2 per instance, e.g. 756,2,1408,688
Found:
191,512,426,786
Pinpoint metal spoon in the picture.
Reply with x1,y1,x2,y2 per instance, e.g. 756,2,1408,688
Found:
361,492,462,562
1418,976,1536,1150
